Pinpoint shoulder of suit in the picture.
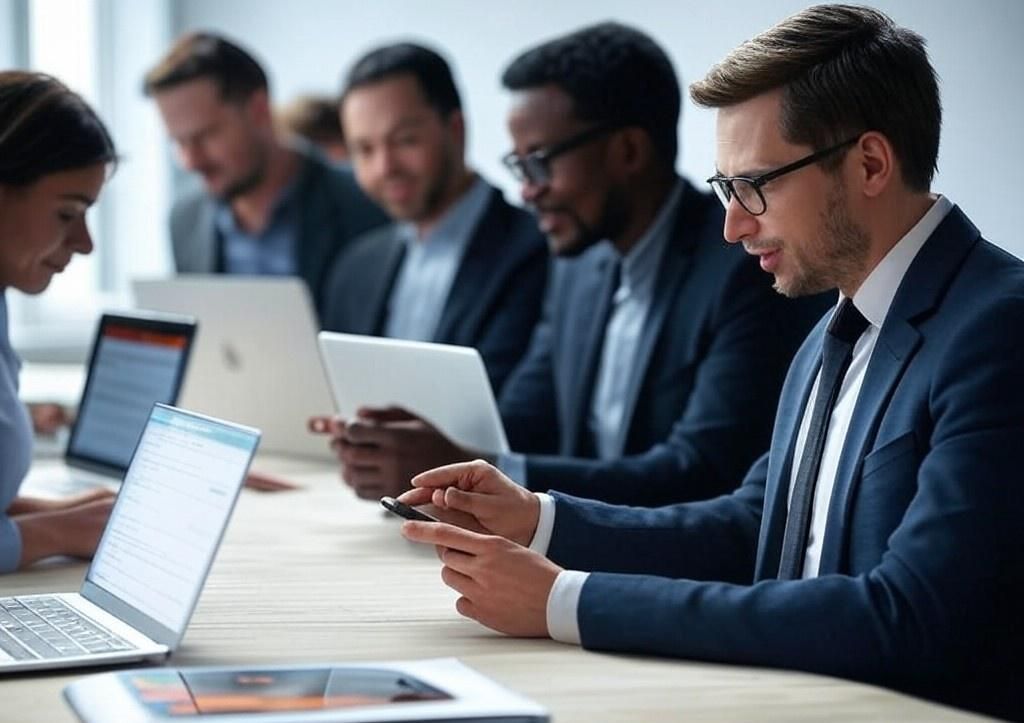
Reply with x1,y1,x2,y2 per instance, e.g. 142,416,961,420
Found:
170,182,214,217
340,223,403,261
472,184,547,255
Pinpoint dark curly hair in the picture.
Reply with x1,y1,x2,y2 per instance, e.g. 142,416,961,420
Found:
502,22,680,169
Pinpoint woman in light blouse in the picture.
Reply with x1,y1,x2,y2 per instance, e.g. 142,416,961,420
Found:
0,71,118,572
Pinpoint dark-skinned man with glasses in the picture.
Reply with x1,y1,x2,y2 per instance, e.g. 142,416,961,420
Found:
325,22,831,507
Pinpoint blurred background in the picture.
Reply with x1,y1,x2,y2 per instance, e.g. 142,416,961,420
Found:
2,0,1021,359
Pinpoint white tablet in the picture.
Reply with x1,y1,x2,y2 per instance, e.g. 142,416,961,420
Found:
317,332,509,455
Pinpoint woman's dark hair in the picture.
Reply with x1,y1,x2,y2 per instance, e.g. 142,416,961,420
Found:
0,71,117,187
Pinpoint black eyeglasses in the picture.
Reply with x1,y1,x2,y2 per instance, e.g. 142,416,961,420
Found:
502,124,618,186
706,136,860,216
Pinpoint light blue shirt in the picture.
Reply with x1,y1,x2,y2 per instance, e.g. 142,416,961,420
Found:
498,181,684,482
384,176,491,342
588,181,683,460
215,178,300,275
0,292,33,572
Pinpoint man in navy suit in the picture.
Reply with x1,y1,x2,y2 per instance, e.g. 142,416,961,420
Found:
319,44,548,396
398,6,1024,719
323,24,829,505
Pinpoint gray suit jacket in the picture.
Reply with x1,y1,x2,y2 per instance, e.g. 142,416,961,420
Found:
169,144,388,316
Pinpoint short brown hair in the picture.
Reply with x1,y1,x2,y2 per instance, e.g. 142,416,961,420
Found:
690,4,940,191
279,95,343,145
143,32,268,102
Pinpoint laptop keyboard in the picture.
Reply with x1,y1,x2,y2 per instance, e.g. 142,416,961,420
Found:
0,596,135,661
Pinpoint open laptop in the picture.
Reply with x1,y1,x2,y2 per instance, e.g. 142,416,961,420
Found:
22,312,196,496
0,404,259,673
133,276,332,460
318,332,509,455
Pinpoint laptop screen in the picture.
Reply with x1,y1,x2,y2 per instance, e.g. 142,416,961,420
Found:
86,405,259,636
67,314,195,472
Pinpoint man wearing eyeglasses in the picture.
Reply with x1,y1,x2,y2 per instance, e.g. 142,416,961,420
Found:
328,22,829,506
396,6,1024,719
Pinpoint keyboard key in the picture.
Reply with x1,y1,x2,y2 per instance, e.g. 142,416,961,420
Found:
0,630,35,661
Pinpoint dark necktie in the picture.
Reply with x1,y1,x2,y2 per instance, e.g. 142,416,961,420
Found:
777,298,870,579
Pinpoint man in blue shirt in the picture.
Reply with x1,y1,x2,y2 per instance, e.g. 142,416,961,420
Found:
314,44,550,500
322,25,830,506
144,33,387,315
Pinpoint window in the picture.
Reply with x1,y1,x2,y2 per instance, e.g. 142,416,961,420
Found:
7,0,174,359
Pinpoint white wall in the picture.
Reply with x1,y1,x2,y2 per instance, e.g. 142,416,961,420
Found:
172,1,1022,259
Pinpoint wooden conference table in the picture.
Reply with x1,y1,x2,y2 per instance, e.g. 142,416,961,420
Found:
1,455,988,722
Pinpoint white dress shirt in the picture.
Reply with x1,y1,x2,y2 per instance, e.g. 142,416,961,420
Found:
535,195,954,644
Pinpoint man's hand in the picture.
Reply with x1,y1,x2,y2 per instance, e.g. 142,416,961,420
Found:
401,521,560,637
397,460,540,547
310,407,478,500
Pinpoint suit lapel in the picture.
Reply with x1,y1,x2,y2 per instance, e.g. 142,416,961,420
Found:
564,248,620,454
434,189,501,342
198,199,222,272
754,327,825,581
814,206,980,573
611,202,694,455
364,236,405,336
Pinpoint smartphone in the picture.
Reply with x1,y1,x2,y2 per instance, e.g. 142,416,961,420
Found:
380,496,440,523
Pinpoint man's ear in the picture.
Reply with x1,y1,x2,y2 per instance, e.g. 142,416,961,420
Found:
609,127,655,178
854,131,896,199
445,108,466,150
244,88,273,127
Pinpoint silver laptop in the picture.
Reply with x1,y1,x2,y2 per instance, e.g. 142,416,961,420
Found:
133,276,332,460
0,404,259,673
318,332,509,455
22,312,196,496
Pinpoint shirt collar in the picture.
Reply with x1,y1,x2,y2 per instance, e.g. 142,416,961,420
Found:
848,194,953,328
214,150,308,237
398,175,491,251
618,178,685,293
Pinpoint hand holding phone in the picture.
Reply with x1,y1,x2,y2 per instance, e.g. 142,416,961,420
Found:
380,496,440,522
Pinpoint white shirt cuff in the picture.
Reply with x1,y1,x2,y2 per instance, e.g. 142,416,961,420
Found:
527,493,555,555
496,451,527,487
547,569,588,644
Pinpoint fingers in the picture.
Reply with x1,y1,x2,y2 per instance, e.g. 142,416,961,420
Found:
396,487,435,506
356,405,418,423
335,438,385,466
342,418,393,446
411,459,498,491
455,595,481,623
244,472,301,492
440,564,480,598
400,520,491,554
439,546,476,575
308,415,344,435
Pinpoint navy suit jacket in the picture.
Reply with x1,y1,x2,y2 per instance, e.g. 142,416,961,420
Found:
546,206,1024,719
169,144,388,317
499,180,832,505
320,183,549,395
